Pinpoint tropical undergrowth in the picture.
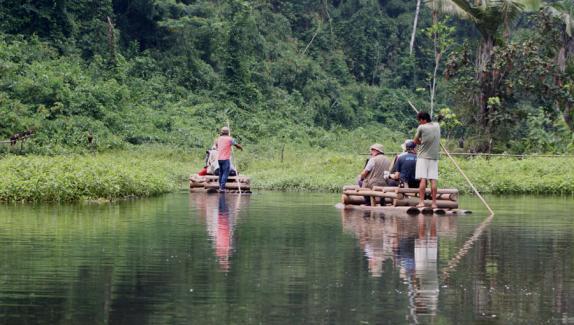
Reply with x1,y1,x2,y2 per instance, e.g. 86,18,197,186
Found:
1,141,573,203
246,151,574,195
0,146,199,202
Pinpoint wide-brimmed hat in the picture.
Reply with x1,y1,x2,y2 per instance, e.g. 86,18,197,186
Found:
220,126,230,135
369,143,384,154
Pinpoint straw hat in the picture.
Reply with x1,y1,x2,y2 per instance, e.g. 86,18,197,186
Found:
369,143,384,154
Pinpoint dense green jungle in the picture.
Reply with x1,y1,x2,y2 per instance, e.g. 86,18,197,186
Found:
1,0,574,201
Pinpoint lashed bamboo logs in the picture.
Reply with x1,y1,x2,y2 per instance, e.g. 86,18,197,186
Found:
189,181,206,188
204,182,251,190
390,187,458,194
190,175,250,184
393,197,458,209
342,194,367,205
341,185,460,209
189,174,252,192
342,189,404,200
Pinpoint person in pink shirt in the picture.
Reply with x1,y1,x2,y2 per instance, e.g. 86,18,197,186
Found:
215,126,243,192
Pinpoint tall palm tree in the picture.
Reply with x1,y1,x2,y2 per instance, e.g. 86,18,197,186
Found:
543,0,574,131
424,0,541,127
544,0,574,72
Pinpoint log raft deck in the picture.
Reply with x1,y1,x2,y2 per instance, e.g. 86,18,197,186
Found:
189,175,252,193
340,185,471,215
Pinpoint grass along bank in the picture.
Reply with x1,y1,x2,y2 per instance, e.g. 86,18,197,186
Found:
0,147,200,202
239,145,574,195
1,145,573,202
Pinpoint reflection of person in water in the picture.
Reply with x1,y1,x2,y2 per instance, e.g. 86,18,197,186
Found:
190,193,250,272
341,209,398,277
341,209,457,319
412,215,439,316
215,195,232,271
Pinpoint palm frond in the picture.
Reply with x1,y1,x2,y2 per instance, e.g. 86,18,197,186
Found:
498,0,524,20
424,0,476,21
545,4,574,37
519,0,543,12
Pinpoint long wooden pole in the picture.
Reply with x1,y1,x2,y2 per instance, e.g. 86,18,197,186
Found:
226,120,242,194
407,100,494,215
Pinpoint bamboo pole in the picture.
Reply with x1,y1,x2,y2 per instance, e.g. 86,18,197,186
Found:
407,100,494,215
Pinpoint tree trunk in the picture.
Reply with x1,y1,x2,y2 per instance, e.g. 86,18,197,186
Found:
563,103,574,132
430,49,441,117
476,36,495,128
409,0,422,55
430,10,438,117
556,36,573,132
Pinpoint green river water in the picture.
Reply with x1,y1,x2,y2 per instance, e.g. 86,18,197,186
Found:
0,192,572,324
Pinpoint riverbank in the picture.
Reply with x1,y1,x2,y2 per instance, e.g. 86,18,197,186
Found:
0,146,573,202
0,148,197,202
247,147,574,195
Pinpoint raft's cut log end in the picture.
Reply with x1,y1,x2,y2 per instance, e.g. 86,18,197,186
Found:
421,207,434,215
406,207,420,215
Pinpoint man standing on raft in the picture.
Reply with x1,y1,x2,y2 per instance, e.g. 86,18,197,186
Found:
414,112,441,208
216,126,243,193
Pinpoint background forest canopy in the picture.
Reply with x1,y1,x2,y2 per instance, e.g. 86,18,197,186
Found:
0,0,573,155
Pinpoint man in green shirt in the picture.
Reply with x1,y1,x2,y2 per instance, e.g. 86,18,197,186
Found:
414,111,441,208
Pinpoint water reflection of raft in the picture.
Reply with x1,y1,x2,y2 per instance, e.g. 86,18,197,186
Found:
341,185,471,215
189,175,252,193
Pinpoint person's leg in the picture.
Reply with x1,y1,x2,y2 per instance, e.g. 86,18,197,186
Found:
428,159,439,208
218,160,230,191
416,158,429,207
430,179,438,208
418,179,427,207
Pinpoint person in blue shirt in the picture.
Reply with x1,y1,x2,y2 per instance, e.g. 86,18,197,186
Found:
388,140,420,188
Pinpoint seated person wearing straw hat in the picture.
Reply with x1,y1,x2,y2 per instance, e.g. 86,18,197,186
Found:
215,126,243,192
357,143,392,189
388,140,420,188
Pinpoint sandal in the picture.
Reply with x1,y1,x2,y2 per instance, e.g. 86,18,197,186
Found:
416,203,425,208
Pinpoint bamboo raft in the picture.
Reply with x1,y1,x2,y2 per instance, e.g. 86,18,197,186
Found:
189,175,251,193
340,185,471,215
